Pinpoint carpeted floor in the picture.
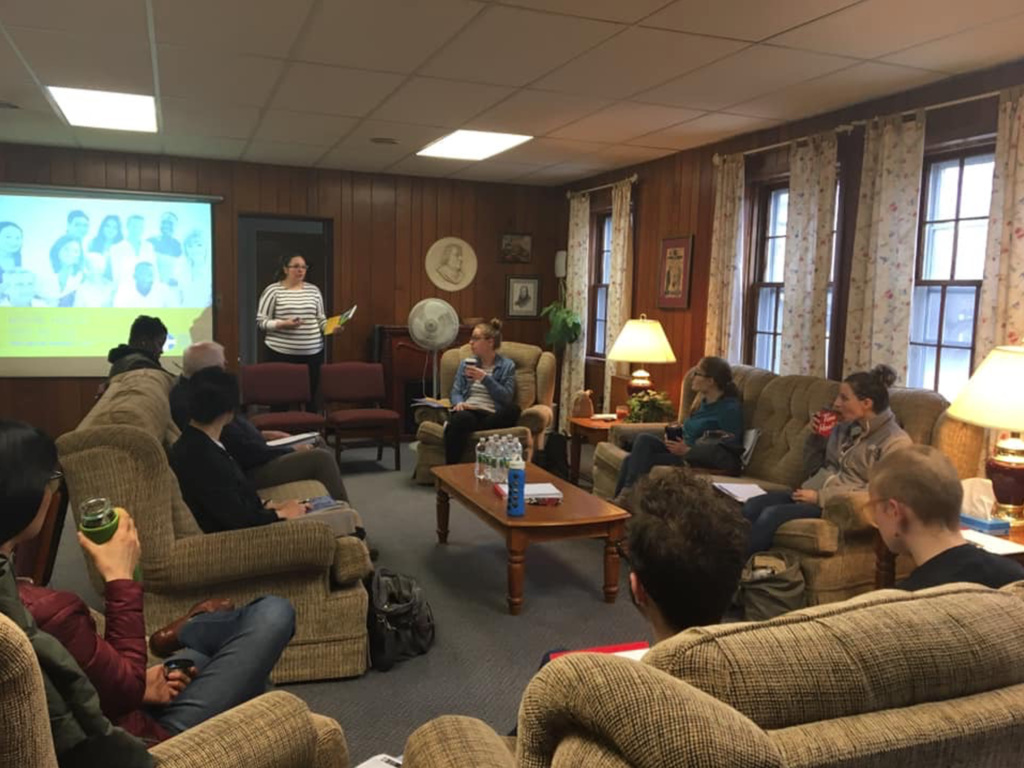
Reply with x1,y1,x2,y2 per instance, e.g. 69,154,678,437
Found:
50,443,649,764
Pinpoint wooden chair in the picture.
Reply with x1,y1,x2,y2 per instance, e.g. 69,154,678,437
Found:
240,363,326,434
13,481,67,586
319,362,401,470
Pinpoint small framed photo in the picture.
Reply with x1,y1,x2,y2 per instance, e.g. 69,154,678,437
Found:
506,275,540,318
499,233,532,263
658,235,694,309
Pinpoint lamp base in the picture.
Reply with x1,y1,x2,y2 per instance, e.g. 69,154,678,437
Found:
626,368,653,397
986,434,1024,527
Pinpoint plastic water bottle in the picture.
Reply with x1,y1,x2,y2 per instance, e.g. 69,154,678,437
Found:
499,437,511,483
474,438,486,480
506,453,526,517
485,436,498,481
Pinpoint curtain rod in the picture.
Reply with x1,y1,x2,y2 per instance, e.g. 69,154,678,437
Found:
719,89,1002,161
566,173,638,199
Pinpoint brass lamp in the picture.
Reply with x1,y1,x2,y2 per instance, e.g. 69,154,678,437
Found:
607,314,677,395
947,345,1024,525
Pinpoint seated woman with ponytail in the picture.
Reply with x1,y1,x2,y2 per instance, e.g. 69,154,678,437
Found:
741,364,912,557
443,318,521,464
615,357,744,499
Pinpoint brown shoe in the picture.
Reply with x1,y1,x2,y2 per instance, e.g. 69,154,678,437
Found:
149,598,235,657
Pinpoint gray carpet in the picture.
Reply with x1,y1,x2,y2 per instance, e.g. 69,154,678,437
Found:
50,443,649,764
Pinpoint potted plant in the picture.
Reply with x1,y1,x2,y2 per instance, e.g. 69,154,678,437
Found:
540,282,582,351
625,390,675,423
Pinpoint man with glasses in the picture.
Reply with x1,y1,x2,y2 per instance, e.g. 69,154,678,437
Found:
869,445,1024,590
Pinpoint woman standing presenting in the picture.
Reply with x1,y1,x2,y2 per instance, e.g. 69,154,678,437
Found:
256,254,326,404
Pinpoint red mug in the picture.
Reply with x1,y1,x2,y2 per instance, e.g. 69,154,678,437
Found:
812,408,839,437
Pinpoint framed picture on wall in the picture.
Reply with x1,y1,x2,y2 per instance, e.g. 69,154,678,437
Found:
658,235,694,309
506,275,540,318
499,233,532,263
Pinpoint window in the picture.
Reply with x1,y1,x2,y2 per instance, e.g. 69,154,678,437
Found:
589,214,612,356
907,150,994,401
748,185,788,372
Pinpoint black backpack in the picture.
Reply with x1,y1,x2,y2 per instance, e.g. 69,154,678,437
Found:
538,432,570,479
366,568,435,672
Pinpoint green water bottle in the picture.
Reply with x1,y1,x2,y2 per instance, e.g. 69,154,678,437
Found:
79,498,141,581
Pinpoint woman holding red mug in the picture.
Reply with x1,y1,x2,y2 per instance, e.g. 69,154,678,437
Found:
741,364,912,557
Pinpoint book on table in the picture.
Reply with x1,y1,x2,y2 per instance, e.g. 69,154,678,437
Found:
713,482,767,503
494,482,564,504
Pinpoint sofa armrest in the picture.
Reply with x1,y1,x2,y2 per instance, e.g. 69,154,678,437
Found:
413,401,451,427
608,422,666,450
405,715,516,768
519,403,553,436
151,691,318,768
155,522,336,591
821,490,873,534
332,535,372,584
774,518,840,556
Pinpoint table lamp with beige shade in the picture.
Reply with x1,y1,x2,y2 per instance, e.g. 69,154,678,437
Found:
947,345,1024,525
606,314,677,395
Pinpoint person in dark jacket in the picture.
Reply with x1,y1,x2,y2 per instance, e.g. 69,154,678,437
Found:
170,341,348,500
107,314,168,379
0,419,296,746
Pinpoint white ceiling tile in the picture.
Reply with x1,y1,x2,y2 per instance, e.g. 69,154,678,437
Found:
316,148,391,172
387,154,470,177
497,137,605,165
768,0,1024,59
730,62,945,121
637,45,856,111
159,46,283,106
498,0,672,24
629,112,779,150
882,13,1024,74
163,134,247,161
450,160,539,182
372,77,513,128
534,27,747,99
466,89,612,136
254,110,358,146
422,5,622,86
160,98,260,139
326,120,451,167
516,165,590,185
0,109,76,147
72,128,164,154
550,102,704,143
586,144,677,165
271,63,403,117
153,0,316,58
9,27,152,94
243,140,327,166
644,0,860,42
295,0,483,73
0,37,49,112
0,0,147,36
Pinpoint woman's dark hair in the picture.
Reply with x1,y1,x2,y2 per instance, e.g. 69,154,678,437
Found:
49,235,83,274
187,367,240,424
0,222,23,268
475,318,503,350
89,214,123,258
844,363,897,413
699,356,739,399
0,421,57,546
278,253,307,280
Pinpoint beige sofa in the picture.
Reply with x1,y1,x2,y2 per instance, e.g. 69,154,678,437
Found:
0,612,349,768
592,364,984,604
412,341,556,484
405,581,1024,767
56,369,373,683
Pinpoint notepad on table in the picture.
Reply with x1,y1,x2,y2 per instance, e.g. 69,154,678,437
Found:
495,482,564,504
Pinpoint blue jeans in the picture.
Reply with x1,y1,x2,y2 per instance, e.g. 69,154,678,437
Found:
614,433,683,496
152,596,296,735
742,492,821,557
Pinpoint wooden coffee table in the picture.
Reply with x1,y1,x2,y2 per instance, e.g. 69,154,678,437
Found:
431,463,630,615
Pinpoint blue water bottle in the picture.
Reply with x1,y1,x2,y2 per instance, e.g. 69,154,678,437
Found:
506,455,526,517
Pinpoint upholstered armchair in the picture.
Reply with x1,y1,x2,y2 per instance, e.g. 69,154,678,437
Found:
412,341,556,484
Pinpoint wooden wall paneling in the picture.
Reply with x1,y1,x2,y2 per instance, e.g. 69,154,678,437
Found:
420,180,438,301
233,164,260,212
394,177,413,325
106,154,127,189
171,157,197,194
351,174,373,359
50,149,75,186
139,157,160,191
371,175,397,328
409,178,423,313
125,156,140,189
158,157,173,191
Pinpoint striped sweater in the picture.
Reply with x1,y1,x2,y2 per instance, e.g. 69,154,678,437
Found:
256,281,326,355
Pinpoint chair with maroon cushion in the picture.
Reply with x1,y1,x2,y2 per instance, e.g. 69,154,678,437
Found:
319,362,401,470
240,363,326,434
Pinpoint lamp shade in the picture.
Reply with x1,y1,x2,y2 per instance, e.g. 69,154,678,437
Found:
607,314,677,364
947,345,1024,430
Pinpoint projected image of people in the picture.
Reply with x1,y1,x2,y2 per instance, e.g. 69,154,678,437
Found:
48,235,84,307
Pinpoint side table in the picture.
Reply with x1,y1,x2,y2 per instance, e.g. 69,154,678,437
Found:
568,416,615,485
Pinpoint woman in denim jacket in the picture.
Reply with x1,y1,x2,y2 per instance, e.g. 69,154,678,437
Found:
444,318,519,464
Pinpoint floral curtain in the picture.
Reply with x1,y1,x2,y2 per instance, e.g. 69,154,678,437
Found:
842,114,925,381
780,132,838,376
603,179,634,410
976,88,1024,362
558,193,590,431
704,154,745,361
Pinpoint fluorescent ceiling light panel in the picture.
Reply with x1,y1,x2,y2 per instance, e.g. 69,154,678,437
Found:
417,129,531,161
48,87,157,132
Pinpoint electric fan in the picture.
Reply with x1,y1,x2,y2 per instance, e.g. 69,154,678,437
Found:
408,298,460,398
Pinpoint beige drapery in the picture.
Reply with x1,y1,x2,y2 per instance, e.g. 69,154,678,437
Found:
558,193,590,432
602,179,634,410
704,154,745,361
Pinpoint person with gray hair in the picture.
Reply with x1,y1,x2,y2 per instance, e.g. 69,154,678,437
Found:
868,444,1024,590
169,341,349,502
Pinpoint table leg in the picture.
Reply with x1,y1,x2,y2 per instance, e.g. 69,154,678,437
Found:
507,531,527,615
874,528,896,589
570,428,583,485
603,522,623,603
436,486,450,544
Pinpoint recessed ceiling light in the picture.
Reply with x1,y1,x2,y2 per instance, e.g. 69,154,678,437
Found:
417,129,531,161
48,86,157,132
